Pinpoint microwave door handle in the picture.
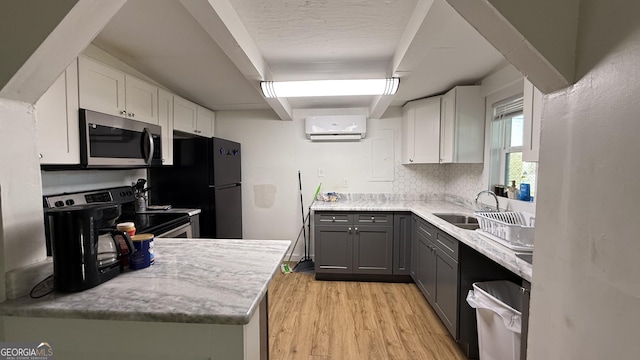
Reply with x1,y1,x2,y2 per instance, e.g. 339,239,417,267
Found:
143,127,154,165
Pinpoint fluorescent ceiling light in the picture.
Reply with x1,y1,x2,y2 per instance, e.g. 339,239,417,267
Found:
260,78,400,98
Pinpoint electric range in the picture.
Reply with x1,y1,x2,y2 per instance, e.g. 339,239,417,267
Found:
43,186,190,255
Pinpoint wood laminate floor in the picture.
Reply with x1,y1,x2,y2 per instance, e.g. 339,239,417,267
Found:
268,269,466,360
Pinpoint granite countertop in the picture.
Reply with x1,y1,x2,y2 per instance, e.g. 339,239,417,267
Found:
311,199,533,281
0,239,290,325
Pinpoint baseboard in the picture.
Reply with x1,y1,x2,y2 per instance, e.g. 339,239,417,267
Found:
315,273,413,283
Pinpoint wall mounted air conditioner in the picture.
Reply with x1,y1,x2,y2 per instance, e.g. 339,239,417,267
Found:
305,115,367,141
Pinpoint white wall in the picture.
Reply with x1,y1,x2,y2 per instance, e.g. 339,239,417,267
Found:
528,1,640,358
215,103,516,258
215,108,407,256
0,98,47,302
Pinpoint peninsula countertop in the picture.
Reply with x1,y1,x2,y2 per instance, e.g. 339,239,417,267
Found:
311,199,533,281
0,239,290,325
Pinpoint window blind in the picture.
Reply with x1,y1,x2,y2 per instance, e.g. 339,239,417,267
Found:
493,96,523,120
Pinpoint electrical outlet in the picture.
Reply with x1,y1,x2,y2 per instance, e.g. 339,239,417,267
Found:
343,178,349,188
317,167,325,177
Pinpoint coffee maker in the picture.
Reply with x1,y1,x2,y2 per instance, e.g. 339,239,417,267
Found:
46,203,133,292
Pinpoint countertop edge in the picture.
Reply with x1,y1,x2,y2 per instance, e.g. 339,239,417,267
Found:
0,239,292,325
311,201,533,282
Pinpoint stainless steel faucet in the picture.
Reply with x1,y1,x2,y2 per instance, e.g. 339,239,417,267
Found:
475,190,500,212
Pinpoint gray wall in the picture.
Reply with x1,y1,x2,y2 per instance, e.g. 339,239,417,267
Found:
0,0,78,88
528,0,640,358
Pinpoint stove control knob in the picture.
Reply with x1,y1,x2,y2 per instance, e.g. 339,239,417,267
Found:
65,199,75,206
55,201,64,207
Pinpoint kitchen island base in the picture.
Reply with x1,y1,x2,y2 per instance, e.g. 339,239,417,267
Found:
1,296,268,360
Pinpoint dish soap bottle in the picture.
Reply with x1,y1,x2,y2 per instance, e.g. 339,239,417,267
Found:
507,180,519,199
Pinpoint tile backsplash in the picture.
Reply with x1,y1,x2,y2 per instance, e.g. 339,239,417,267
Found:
392,163,484,201
41,169,147,195
392,164,447,194
445,163,484,200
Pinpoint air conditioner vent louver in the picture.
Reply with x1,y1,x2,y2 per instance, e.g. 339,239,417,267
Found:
305,115,366,141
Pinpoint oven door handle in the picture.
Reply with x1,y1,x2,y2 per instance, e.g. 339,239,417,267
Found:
156,221,192,238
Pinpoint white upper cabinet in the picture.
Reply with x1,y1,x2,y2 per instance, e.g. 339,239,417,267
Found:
523,79,542,162
78,56,158,125
173,95,198,133
196,105,215,137
124,75,159,124
401,96,441,164
78,56,125,117
158,89,174,165
173,95,214,137
439,85,485,163
36,59,80,165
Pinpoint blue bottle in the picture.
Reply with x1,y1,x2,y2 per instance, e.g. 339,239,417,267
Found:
519,183,531,201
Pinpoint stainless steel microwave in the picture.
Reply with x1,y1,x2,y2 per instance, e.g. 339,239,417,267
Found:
79,109,162,168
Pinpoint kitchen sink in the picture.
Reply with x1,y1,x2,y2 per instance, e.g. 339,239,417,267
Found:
433,213,480,230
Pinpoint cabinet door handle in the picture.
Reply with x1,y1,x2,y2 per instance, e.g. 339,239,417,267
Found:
120,110,127,116
409,158,414,163
354,227,358,233
332,216,336,222
371,216,375,222
128,112,135,117
348,227,352,234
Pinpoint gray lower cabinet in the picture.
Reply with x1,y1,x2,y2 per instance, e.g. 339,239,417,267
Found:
410,215,419,280
414,218,437,303
416,232,436,302
353,224,393,274
434,246,459,336
413,216,460,338
393,213,412,275
315,224,353,273
314,211,410,276
315,212,394,275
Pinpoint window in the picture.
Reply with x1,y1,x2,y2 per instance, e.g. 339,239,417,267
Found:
489,96,537,200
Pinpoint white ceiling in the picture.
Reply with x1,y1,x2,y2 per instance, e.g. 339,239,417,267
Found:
92,0,506,118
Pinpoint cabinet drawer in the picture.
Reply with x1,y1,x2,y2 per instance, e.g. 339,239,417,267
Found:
315,213,352,224
435,230,459,260
416,218,435,240
356,213,392,224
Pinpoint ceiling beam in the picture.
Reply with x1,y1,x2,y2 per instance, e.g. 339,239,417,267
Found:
0,0,127,103
369,0,448,118
179,0,293,120
444,0,577,93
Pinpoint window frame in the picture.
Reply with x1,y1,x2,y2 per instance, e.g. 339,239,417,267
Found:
500,112,524,186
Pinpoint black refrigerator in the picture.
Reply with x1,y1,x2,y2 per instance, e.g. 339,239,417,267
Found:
149,137,242,238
